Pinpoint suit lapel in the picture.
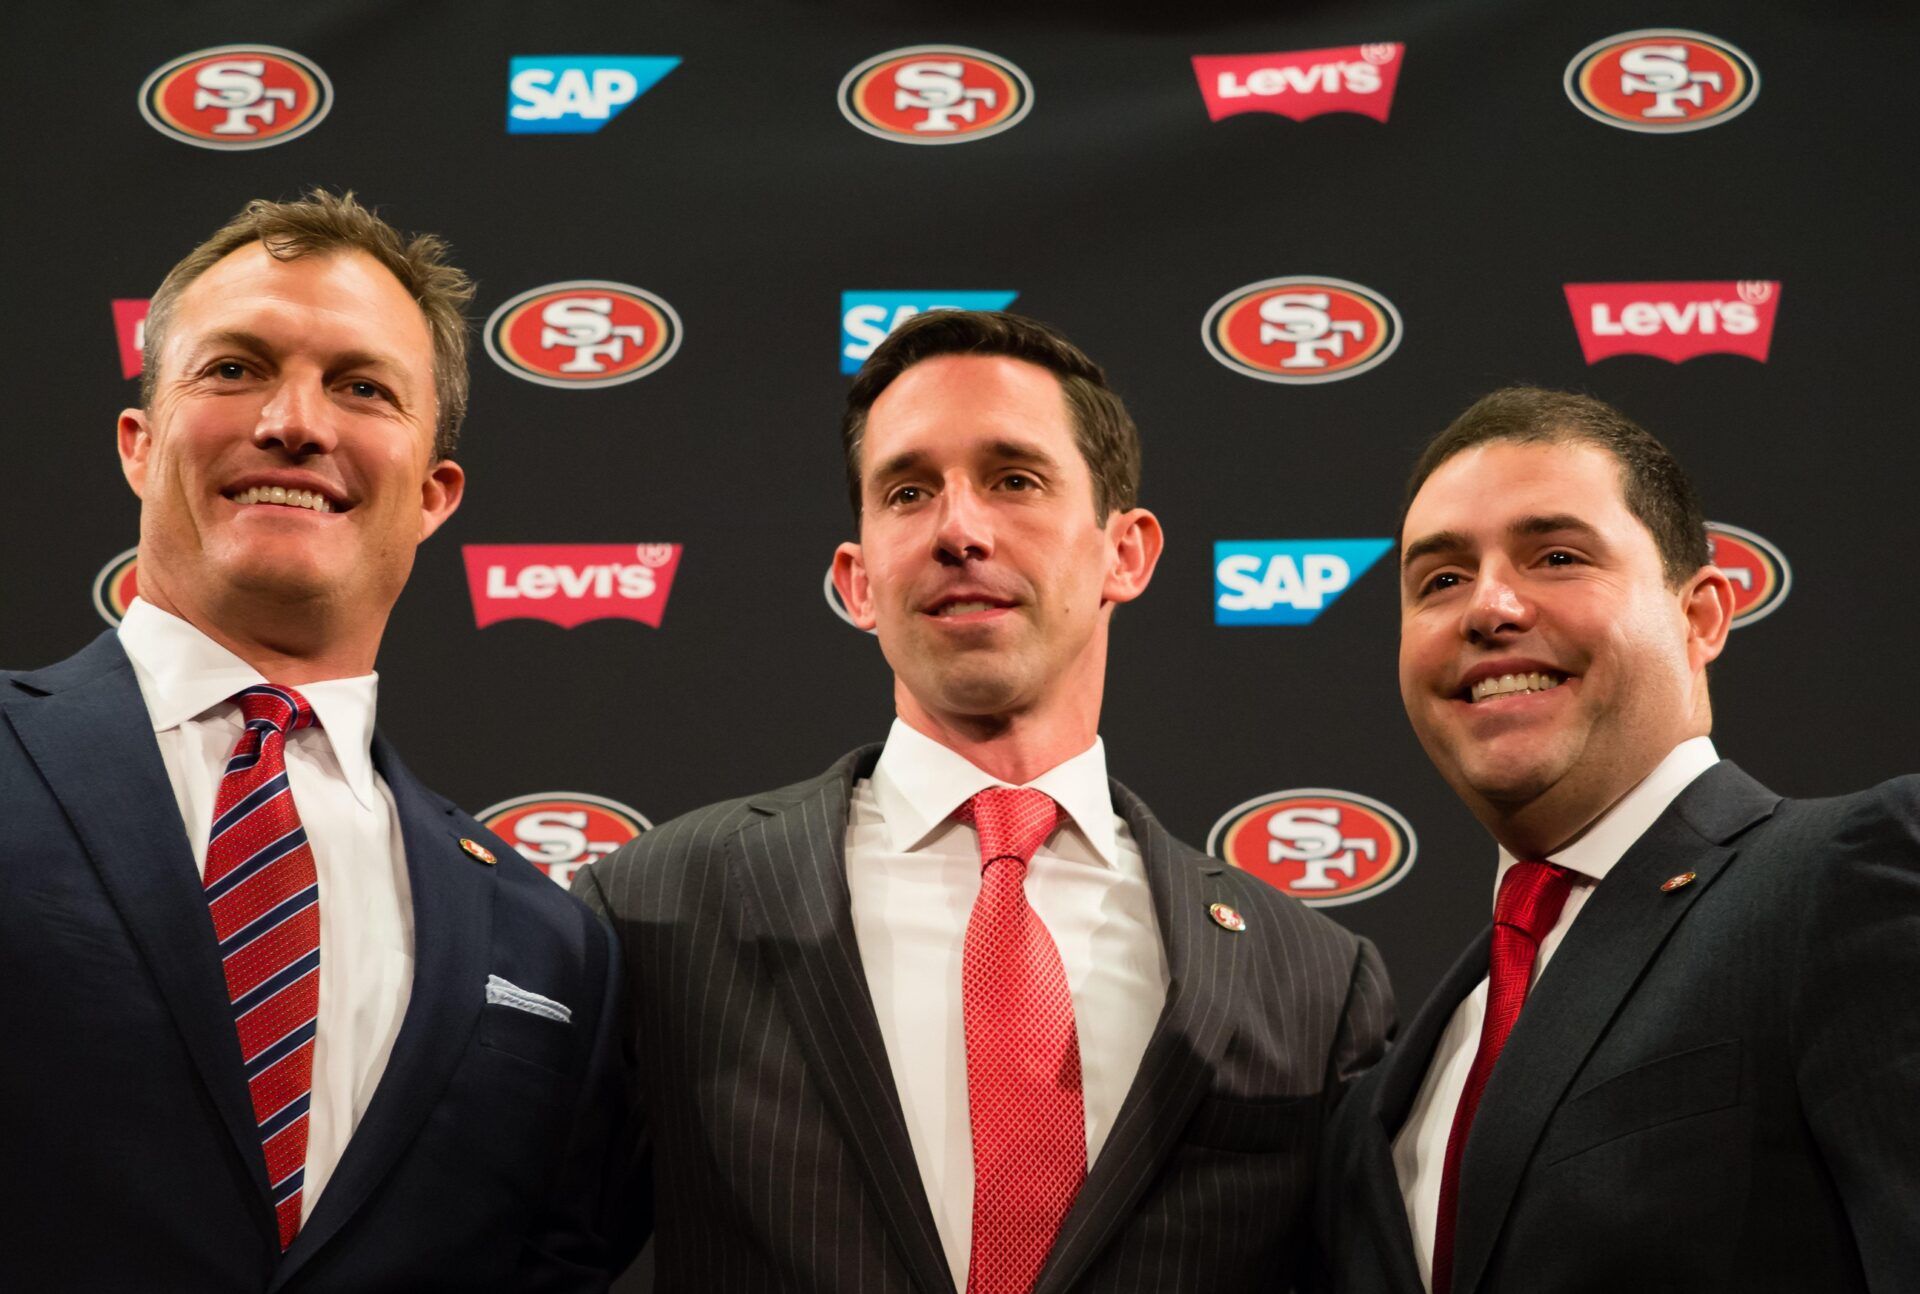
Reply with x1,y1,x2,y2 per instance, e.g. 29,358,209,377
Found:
1032,782,1238,1294
3,633,276,1235
273,735,495,1289
727,747,958,1294
1448,763,1777,1294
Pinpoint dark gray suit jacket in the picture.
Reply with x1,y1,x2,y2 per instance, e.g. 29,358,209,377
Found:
1319,762,1920,1294
575,744,1393,1293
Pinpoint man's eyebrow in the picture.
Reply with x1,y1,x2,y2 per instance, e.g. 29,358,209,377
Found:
183,331,413,385
867,438,1065,488
868,448,929,486
1400,529,1470,570
1511,513,1600,540
1401,514,1605,571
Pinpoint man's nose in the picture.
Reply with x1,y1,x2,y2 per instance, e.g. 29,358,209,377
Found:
253,375,338,456
933,479,994,563
1463,565,1533,642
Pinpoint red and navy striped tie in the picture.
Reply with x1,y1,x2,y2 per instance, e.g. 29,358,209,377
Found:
203,684,322,1251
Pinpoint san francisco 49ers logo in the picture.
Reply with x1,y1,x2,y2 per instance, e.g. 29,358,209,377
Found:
1203,277,1402,384
838,46,1033,144
484,281,683,388
1565,30,1758,133
476,792,652,888
1707,522,1791,628
138,45,332,150
1207,788,1416,907
92,547,141,626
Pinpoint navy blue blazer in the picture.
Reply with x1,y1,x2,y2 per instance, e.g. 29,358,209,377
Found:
0,632,632,1292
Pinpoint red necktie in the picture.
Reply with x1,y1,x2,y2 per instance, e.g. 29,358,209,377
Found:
202,685,322,1251
958,788,1086,1294
1431,860,1575,1294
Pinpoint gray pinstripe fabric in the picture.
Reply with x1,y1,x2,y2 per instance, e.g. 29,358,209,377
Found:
576,746,1394,1293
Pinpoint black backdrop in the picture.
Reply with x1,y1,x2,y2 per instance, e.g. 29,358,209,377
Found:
5,2,1916,1284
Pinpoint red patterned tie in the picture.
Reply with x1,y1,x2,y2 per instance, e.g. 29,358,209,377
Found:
1431,860,1575,1294
957,787,1085,1294
202,685,322,1251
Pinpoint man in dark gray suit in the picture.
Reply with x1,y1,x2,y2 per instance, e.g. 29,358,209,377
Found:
1319,387,1920,1293
577,311,1393,1294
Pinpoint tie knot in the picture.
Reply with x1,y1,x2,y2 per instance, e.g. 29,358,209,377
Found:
1495,859,1576,942
234,685,319,737
958,787,1061,872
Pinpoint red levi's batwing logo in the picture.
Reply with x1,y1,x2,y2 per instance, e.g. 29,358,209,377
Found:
113,300,150,378
1191,43,1404,122
1564,281,1780,363
463,544,682,629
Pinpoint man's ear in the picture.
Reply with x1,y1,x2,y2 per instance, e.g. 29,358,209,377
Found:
418,459,466,541
1102,507,1164,605
1683,563,1736,672
118,408,152,497
830,541,879,631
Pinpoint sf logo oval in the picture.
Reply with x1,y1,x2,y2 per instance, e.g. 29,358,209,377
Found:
1707,522,1791,628
1565,30,1759,133
139,45,332,150
1207,789,1416,907
476,793,653,889
92,547,141,626
484,281,683,388
839,46,1033,144
1203,277,1403,384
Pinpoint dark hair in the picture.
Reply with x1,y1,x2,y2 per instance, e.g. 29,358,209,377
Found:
1401,386,1712,586
841,310,1141,523
142,189,475,458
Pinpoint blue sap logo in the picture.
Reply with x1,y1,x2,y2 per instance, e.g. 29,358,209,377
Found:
1214,539,1393,625
508,57,680,134
840,292,1019,374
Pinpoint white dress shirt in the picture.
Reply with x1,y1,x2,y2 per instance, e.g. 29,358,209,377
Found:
846,719,1170,1292
1392,736,1719,1290
118,598,414,1223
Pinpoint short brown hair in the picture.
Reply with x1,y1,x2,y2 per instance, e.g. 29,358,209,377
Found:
141,189,475,458
1402,386,1712,586
841,310,1141,523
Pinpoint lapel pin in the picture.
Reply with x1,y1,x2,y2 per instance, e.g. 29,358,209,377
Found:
1208,902,1247,933
1659,871,1697,893
459,837,498,865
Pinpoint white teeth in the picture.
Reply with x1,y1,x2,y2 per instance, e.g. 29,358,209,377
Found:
1470,671,1564,703
938,601,995,616
229,486,334,513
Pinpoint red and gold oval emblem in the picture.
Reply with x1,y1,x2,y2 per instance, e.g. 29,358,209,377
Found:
1203,277,1402,384
138,45,332,150
476,793,652,888
1565,31,1758,133
91,547,140,626
1707,522,1791,628
1207,789,1416,907
838,46,1032,144
483,282,682,389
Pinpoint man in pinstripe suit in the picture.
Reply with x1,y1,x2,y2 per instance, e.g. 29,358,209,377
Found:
576,311,1394,1293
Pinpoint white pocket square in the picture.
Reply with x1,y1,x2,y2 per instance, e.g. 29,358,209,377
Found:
485,974,572,1024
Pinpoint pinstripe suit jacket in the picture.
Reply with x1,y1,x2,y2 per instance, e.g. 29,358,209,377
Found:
575,744,1394,1293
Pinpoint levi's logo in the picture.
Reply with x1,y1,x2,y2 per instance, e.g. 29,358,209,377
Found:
1564,281,1780,363
113,300,150,378
463,544,683,629
1191,43,1403,122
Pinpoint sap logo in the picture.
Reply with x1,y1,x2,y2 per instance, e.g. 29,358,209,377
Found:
485,281,682,387
1192,43,1404,122
1707,522,1791,628
92,547,141,626
463,543,683,629
1215,540,1392,625
139,45,332,150
112,300,150,379
1565,30,1758,133
476,793,651,888
1208,789,1416,907
507,57,679,134
1564,281,1779,363
840,292,1019,373
839,45,1033,144
1203,277,1402,383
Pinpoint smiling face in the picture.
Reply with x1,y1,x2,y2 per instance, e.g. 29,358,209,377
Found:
1397,440,1731,853
119,243,462,644
832,354,1160,739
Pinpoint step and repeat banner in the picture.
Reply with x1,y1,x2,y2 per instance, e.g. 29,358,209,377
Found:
4,4,1915,1278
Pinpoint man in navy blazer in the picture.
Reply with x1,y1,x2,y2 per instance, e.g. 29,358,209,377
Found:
1318,387,1920,1293
0,192,628,1290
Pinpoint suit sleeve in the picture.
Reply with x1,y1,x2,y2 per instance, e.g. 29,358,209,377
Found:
1792,781,1920,1290
1324,935,1397,1096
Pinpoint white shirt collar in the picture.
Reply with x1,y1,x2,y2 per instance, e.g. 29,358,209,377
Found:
1494,735,1719,899
868,717,1121,868
117,597,383,813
